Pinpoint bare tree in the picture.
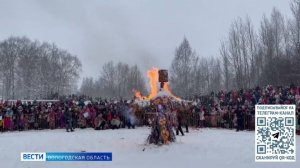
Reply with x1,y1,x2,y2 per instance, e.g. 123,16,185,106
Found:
0,36,82,99
289,0,300,84
170,37,198,98
88,61,146,99
80,77,96,97
220,41,231,91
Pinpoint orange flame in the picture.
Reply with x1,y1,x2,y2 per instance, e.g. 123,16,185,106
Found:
133,89,143,100
146,67,159,100
133,67,180,101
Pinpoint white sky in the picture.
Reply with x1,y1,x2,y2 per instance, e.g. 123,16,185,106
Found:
0,0,293,81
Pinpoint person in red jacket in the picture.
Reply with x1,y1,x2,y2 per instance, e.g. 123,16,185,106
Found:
48,109,56,129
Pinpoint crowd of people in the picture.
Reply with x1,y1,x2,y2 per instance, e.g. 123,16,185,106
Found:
0,97,137,132
0,85,300,134
191,84,300,133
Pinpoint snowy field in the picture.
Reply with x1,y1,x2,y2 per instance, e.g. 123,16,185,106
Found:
0,127,299,168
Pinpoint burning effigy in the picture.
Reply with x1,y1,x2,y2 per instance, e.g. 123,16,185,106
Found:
133,68,183,145
133,68,180,102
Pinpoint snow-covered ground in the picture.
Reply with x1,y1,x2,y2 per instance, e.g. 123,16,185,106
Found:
0,127,299,168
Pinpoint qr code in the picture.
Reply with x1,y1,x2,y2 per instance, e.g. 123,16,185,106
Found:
256,117,295,154
255,105,296,162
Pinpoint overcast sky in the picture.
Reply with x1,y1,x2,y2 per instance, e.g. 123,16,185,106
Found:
0,0,293,81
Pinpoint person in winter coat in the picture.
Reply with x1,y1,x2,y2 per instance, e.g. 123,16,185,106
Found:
18,114,25,131
4,108,13,131
199,108,205,128
235,106,243,132
107,111,112,127
64,107,73,132
95,113,106,130
182,106,189,133
24,114,29,130
48,110,56,129
176,111,184,136
59,110,65,128
111,114,121,129
0,114,3,132
127,109,135,129
90,107,96,128
34,113,39,130
27,114,33,130
4,116,12,131
72,109,78,129
78,114,87,129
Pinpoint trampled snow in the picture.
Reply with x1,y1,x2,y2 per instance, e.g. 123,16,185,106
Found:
0,127,299,168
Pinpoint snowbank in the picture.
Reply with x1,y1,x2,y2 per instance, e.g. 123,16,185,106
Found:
0,127,299,168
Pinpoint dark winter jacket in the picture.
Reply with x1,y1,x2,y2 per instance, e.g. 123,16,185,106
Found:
64,109,72,122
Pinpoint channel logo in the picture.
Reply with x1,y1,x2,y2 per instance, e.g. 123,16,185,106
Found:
21,152,112,161
21,152,46,161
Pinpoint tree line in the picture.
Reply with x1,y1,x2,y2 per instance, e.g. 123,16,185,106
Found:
170,0,300,98
3,1,300,100
0,36,147,100
80,61,146,99
0,36,81,99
